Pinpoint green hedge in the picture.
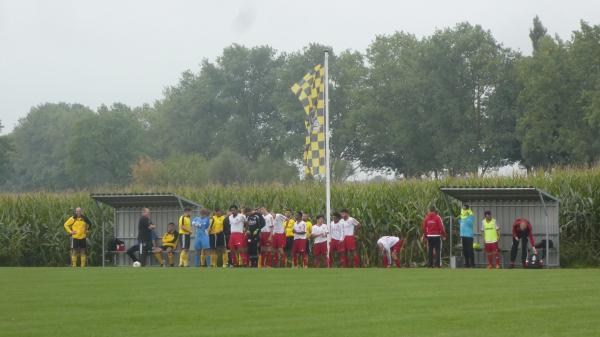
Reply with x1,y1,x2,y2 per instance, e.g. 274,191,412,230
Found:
1,167,599,267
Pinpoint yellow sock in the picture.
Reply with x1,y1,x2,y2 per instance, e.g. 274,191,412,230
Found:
71,253,77,267
200,251,206,266
180,250,188,267
167,252,174,266
154,252,164,266
210,252,217,267
222,252,228,267
80,254,86,267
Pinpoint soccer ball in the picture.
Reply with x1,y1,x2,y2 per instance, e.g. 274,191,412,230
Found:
132,261,142,268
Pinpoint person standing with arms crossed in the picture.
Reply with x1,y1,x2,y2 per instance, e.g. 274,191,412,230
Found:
422,205,446,268
178,207,192,267
482,210,501,269
458,204,475,268
311,215,328,268
341,209,361,268
63,207,91,267
228,205,248,267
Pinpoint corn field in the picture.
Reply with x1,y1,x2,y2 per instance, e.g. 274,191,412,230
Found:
1,167,599,267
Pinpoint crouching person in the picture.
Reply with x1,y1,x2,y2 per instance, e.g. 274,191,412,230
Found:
377,236,403,268
154,222,179,267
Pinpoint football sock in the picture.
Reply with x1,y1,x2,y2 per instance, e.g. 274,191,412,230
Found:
205,253,211,267
487,254,493,266
354,255,360,267
383,255,388,267
167,252,174,266
80,253,86,267
395,257,401,268
302,253,308,267
71,252,77,267
222,252,228,267
154,252,164,266
211,252,217,267
266,252,272,267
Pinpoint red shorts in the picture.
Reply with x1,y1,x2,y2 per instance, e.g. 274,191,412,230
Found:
313,241,328,256
391,240,403,254
229,232,246,249
485,242,499,253
291,239,306,254
344,236,356,251
259,232,272,247
272,233,286,249
330,239,345,252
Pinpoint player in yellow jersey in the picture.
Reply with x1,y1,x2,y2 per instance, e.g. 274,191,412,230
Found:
208,208,228,267
153,222,179,267
303,213,313,264
178,207,192,267
63,207,91,267
283,209,295,267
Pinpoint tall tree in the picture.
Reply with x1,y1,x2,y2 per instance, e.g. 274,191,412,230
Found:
529,16,548,53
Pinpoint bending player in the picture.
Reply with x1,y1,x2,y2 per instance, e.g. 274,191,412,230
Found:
377,236,403,268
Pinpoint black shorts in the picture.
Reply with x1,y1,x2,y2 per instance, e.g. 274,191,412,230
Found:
180,234,191,250
210,232,225,249
285,237,294,252
71,238,86,249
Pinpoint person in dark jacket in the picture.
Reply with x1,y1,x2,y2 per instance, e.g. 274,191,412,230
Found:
510,218,537,268
421,205,446,268
246,208,265,267
127,208,156,266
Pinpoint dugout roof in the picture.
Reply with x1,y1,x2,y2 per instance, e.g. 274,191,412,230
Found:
440,187,559,203
90,193,201,209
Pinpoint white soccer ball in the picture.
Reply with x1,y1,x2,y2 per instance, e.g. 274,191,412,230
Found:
132,261,142,268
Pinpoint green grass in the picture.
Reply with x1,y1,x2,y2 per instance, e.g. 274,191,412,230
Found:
1,268,599,337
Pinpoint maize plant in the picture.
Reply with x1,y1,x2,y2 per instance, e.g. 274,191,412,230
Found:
1,166,599,266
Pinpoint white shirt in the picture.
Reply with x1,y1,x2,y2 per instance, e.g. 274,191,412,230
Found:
293,221,307,240
261,213,274,233
377,236,400,250
229,214,247,233
311,224,328,244
330,220,344,241
273,214,286,234
342,217,359,237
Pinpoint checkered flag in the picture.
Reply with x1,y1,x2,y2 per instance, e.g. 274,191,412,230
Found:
291,64,326,177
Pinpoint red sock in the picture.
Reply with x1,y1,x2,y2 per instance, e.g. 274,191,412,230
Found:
261,252,267,267
232,250,238,266
395,256,401,268
353,255,360,268
487,254,493,266
328,255,332,267
266,252,272,267
383,255,388,267
273,252,279,267
282,254,287,268
303,253,308,267
340,255,347,267
241,252,248,266
495,252,500,266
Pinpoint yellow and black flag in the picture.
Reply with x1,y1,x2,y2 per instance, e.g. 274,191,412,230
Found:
291,64,326,177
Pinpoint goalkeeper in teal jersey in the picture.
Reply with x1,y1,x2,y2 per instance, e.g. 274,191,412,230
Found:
193,209,212,267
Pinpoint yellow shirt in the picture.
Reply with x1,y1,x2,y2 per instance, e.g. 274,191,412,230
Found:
179,215,191,235
305,221,313,239
210,215,225,234
284,219,295,237
63,216,89,239
162,231,179,247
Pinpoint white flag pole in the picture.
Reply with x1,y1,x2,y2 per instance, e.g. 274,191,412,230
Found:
324,51,332,246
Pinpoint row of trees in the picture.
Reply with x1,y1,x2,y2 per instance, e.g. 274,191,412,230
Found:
1,18,599,190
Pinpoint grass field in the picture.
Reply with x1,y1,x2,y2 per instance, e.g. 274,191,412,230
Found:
1,268,599,337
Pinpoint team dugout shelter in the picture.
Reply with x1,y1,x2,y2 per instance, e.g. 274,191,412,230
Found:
440,187,560,268
91,193,201,266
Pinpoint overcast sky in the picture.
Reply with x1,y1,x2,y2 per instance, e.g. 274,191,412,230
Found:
1,0,598,134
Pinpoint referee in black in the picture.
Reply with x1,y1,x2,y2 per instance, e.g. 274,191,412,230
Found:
127,207,156,266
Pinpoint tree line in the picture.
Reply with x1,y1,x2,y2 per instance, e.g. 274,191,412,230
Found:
1,17,599,191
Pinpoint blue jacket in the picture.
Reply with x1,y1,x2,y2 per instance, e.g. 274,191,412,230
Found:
192,216,210,238
458,210,474,238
